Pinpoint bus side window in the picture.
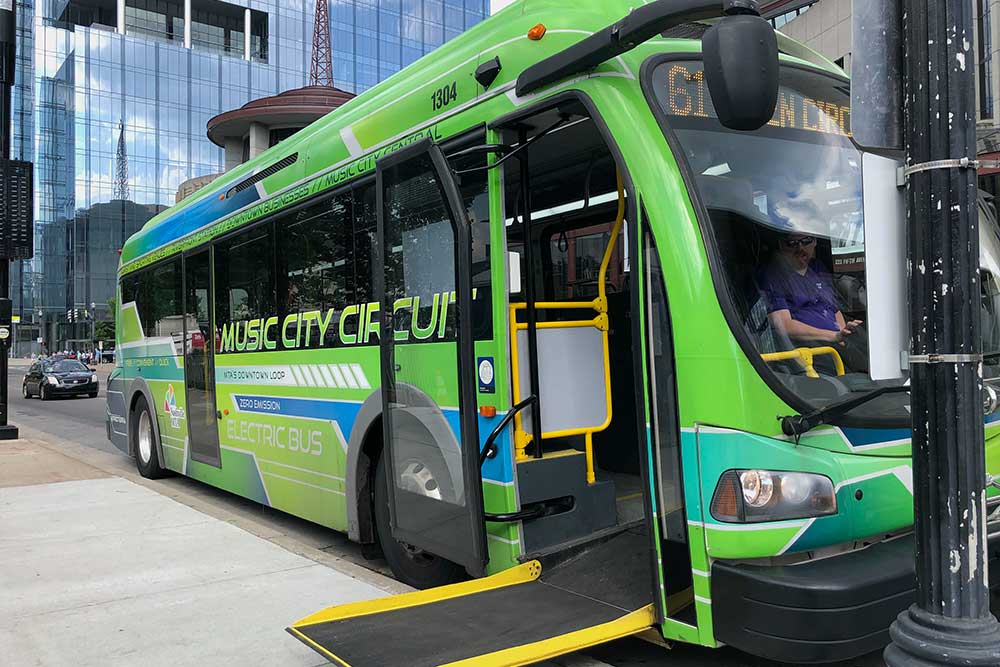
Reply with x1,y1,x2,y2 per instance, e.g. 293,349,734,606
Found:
456,152,492,341
120,274,141,330
148,259,184,356
277,193,353,349
352,183,378,311
214,223,277,344
121,261,182,352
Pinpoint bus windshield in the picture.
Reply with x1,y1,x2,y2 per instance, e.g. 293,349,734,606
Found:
647,60,911,424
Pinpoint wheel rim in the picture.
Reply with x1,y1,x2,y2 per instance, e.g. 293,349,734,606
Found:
137,411,153,464
398,460,443,500
390,459,446,566
22,384,27,398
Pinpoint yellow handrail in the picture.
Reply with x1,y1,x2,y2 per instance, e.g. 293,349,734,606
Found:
761,346,846,378
598,172,627,305
508,172,625,484
510,301,596,310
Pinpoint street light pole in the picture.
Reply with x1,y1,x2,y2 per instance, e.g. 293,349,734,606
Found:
884,0,1000,663
0,3,17,440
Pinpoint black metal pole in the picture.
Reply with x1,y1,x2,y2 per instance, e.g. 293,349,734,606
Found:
517,130,543,458
0,4,17,441
884,0,1000,663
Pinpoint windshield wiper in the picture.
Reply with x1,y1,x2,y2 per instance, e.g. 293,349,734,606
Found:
780,385,910,439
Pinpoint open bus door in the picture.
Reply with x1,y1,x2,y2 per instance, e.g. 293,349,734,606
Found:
288,139,656,666
374,139,488,577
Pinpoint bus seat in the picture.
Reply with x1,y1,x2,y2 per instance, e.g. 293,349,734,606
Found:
746,292,794,356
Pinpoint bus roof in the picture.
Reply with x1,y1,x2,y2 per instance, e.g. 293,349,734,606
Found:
119,0,839,273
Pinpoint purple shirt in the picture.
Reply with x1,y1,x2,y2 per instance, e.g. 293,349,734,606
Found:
759,260,840,332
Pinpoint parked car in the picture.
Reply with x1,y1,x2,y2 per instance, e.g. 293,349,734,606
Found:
22,358,99,400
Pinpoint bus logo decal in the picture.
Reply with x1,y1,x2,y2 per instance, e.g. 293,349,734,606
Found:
163,385,186,428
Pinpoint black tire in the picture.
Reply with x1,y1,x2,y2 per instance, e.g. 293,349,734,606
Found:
22,383,30,399
88,392,98,399
374,454,464,589
40,385,50,401
131,395,167,479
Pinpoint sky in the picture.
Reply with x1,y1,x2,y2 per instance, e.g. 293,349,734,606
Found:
490,0,516,13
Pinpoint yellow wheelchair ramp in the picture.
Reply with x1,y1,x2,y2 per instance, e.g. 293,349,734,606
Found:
287,560,656,667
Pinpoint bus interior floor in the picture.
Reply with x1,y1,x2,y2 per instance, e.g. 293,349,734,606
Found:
540,525,654,612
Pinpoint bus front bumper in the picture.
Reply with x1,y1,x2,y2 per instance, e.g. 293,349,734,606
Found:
711,529,1000,664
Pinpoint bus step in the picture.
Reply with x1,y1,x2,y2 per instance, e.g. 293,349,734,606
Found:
288,560,655,666
518,519,642,567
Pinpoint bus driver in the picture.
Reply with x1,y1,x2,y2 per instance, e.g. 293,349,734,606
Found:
757,232,866,371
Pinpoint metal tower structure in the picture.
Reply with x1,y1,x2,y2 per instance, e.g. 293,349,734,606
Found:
310,0,334,87
113,120,129,201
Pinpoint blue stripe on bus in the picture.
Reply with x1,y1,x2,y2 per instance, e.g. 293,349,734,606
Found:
132,184,261,257
451,410,515,486
233,394,363,440
841,411,1000,447
839,426,912,448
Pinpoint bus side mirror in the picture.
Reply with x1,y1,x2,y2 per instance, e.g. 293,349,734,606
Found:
863,152,909,380
703,13,779,132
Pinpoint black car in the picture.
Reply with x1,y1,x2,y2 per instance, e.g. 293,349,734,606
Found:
23,359,99,400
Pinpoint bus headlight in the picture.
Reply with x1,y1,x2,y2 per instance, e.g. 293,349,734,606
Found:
711,470,837,523
740,469,773,507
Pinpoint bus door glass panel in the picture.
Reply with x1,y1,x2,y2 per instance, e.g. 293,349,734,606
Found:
377,140,487,576
644,230,686,542
184,250,220,466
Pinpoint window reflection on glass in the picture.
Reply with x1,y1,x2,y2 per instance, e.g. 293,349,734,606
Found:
383,155,458,343
980,194,1000,381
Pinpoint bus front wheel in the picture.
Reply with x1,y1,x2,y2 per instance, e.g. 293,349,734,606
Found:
374,454,464,590
131,395,167,480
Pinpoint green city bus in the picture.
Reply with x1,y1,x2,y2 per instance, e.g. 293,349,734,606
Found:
107,0,1000,663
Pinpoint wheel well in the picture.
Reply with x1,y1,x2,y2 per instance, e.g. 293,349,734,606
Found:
356,416,383,545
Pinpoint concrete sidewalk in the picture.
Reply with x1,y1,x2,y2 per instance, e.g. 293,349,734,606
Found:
0,434,400,666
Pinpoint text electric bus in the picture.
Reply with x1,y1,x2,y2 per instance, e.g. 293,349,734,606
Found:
108,0,1000,663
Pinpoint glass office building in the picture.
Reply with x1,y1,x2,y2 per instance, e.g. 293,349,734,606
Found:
10,0,488,354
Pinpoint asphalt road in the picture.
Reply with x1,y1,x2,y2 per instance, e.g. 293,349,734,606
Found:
3,363,884,667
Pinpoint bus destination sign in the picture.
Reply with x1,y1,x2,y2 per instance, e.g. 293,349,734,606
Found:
654,62,852,138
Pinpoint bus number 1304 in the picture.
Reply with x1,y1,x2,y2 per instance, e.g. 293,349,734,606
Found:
431,82,458,111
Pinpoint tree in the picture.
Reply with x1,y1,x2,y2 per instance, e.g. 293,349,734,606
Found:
94,320,115,347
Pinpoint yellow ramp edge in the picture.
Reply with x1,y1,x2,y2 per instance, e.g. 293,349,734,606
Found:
440,604,657,667
285,630,352,667
290,560,542,629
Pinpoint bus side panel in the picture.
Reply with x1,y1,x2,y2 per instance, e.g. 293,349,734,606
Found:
117,296,188,469
145,356,188,473
203,347,380,533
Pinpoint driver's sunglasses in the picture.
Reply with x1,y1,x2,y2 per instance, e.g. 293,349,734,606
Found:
780,236,816,249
